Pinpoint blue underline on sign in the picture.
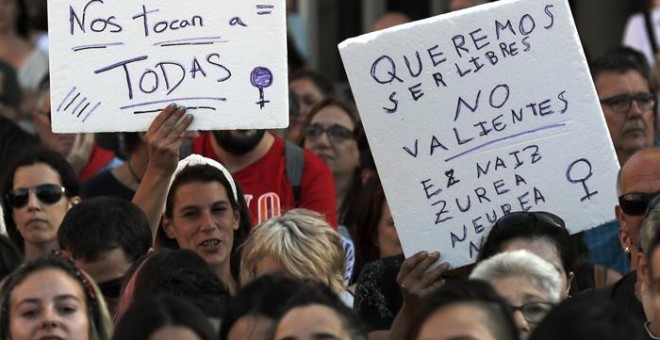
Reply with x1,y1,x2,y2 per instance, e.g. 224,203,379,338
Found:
444,123,567,162
72,42,124,52
153,36,224,46
120,97,227,110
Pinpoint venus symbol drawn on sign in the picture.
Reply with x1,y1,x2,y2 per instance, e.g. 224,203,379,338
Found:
250,67,272,109
566,158,598,202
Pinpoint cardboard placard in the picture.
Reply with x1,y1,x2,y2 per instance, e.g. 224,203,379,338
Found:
48,0,287,132
339,0,619,267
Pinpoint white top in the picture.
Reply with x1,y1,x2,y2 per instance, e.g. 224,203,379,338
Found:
623,8,660,67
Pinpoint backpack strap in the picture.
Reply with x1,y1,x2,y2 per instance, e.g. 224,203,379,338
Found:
285,140,305,207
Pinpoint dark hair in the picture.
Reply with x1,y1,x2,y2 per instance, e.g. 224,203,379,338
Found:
220,275,308,339
528,296,645,340
117,249,229,321
121,132,142,157
162,164,251,280
478,211,574,275
58,197,151,263
113,295,216,340
0,117,40,183
351,176,388,284
0,235,22,281
277,281,367,340
290,68,335,98
13,0,30,39
590,46,650,82
26,0,48,32
0,252,112,340
407,279,519,340
1,148,80,252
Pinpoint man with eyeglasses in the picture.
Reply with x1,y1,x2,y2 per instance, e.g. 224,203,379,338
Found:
583,48,659,278
191,128,337,228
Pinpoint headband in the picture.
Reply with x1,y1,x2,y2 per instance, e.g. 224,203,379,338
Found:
172,154,238,201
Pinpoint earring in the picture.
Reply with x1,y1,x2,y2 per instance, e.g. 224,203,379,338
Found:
625,246,630,253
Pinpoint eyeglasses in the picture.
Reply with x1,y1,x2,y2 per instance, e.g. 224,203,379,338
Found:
509,301,555,323
599,93,655,114
492,211,565,230
618,192,660,216
5,184,66,208
304,124,354,143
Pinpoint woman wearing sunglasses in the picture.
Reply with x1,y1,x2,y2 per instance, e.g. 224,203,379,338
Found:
1,148,81,261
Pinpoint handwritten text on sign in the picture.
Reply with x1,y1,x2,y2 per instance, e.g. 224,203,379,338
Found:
339,0,619,267
48,0,287,132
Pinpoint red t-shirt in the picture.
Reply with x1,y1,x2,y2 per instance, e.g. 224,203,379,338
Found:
192,132,338,228
78,143,117,183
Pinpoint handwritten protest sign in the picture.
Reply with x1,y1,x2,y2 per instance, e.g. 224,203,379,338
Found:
339,0,619,267
48,0,287,133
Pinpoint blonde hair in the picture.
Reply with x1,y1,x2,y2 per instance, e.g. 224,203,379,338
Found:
240,209,345,295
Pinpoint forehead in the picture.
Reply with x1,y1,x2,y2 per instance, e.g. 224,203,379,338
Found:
595,70,649,97
311,105,354,128
11,268,83,302
172,181,230,207
501,238,562,269
13,163,62,187
492,275,549,302
620,151,660,193
290,78,323,95
419,303,494,340
277,304,345,337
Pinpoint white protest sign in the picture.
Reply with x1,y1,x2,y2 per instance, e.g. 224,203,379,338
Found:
48,0,287,133
339,0,619,267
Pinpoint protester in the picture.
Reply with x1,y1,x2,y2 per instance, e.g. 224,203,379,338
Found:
351,176,402,285
239,209,350,304
641,196,660,338
220,275,307,340
288,68,335,142
406,279,519,340
470,250,562,339
1,148,81,260
478,211,575,298
57,197,152,314
0,252,113,340
115,249,229,325
272,280,367,340
528,296,646,340
0,0,48,121
113,295,216,340
81,133,146,200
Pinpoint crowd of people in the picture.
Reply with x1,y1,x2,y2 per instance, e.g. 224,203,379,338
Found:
1,0,660,339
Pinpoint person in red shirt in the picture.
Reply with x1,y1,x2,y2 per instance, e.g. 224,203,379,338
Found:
193,129,338,228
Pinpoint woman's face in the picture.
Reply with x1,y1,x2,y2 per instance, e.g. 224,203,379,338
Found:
164,181,239,271
9,268,90,340
274,304,349,340
376,199,402,258
290,78,325,122
303,105,359,177
11,163,75,249
492,275,552,340
502,238,570,298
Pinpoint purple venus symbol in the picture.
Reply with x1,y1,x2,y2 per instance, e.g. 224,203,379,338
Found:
250,67,273,109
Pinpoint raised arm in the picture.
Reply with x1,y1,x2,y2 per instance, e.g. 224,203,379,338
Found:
132,104,194,243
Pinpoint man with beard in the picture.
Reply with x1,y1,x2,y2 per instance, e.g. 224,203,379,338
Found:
192,129,338,228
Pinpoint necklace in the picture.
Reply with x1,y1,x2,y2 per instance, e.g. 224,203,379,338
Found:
126,159,141,184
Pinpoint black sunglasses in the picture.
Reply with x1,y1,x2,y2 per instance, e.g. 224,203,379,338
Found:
5,184,66,209
618,192,660,216
493,211,565,230
304,124,354,143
